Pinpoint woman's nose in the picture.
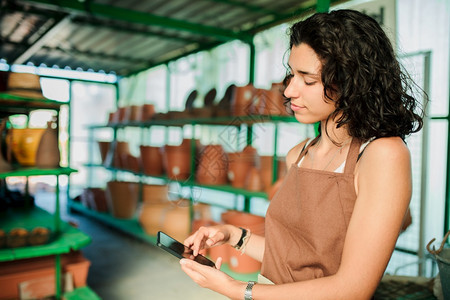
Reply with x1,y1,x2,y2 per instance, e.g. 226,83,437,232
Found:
284,77,298,99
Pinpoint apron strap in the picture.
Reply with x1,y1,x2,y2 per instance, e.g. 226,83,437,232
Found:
343,138,362,174
294,136,320,165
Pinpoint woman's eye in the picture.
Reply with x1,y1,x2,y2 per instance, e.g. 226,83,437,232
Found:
305,81,316,86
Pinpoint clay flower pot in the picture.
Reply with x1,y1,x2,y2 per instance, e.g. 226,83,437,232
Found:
28,227,51,246
6,228,28,248
141,184,169,204
245,167,263,192
232,84,256,116
221,211,265,273
106,181,139,219
140,145,164,176
227,146,259,188
97,141,110,165
162,139,196,180
196,144,228,185
35,121,60,168
140,104,155,121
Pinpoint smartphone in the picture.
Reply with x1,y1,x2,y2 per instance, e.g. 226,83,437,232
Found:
156,231,216,268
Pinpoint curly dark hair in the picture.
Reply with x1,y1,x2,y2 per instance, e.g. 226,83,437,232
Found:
284,9,425,141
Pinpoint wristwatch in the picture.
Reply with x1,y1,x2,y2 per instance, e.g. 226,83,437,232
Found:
244,281,256,300
234,227,248,250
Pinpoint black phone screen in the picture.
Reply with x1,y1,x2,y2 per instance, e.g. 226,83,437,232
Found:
156,231,216,268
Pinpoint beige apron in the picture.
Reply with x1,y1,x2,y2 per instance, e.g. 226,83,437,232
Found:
261,137,361,284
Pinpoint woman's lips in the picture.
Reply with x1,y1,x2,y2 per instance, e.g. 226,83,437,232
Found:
290,103,305,112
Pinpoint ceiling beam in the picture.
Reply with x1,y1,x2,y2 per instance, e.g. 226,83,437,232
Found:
13,16,72,65
244,0,347,35
21,0,253,42
202,0,283,17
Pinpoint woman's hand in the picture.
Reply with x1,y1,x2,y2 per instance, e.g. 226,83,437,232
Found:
184,224,239,256
180,258,245,299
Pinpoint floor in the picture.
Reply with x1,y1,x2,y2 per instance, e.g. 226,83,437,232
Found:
35,192,227,300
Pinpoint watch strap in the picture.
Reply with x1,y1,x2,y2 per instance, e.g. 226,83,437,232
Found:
244,281,256,300
234,227,248,249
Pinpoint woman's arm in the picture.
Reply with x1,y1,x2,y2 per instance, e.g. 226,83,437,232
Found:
249,137,412,299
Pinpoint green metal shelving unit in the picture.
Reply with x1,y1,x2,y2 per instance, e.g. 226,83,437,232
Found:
0,95,99,299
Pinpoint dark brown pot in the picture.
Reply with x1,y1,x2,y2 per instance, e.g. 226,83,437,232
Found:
227,152,252,188
140,104,155,121
140,145,164,176
196,144,228,185
106,181,139,219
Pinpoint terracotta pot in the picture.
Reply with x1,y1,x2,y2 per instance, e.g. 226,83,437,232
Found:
232,84,256,116
106,181,139,219
0,120,11,172
260,156,286,192
139,200,210,241
97,141,110,165
140,145,164,176
129,105,141,122
83,188,108,212
256,86,288,116
35,121,60,168
121,153,140,173
196,144,228,185
162,140,194,180
141,184,169,204
245,167,263,192
8,128,45,166
221,211,265,273
6,228,28,248
28,227,51,246
113,141,130,169
0,229,6,248
62,251,91,288
140,104,155,121
227,146,258,188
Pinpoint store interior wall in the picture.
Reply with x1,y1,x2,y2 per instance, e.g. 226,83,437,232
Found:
29,0,448,278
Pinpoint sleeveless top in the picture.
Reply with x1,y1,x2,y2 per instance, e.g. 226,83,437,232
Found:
261,137,362,283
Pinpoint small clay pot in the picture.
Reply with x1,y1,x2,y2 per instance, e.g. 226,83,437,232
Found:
140,146,164,176
97,141,110,165
7,228,28,248
196,144,228,185
162,140,195,180
140,104,155,121
0,229,6,248
106,181,139,219
28,227,51,246
142,184,169,204
232,84,256,116
245,167,263,192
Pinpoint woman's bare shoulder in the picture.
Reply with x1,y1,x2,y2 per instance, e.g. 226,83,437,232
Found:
285,138,311,167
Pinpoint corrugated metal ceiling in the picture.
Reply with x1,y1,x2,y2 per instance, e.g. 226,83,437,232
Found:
0,0,346,77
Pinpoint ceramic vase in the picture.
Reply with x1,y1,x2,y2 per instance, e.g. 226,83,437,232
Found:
9,127,45,166
35,121,60,168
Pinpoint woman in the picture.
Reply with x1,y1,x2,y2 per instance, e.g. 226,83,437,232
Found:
180,9,425,299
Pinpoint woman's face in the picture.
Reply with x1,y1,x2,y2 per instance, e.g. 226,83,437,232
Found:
284,43,336,124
